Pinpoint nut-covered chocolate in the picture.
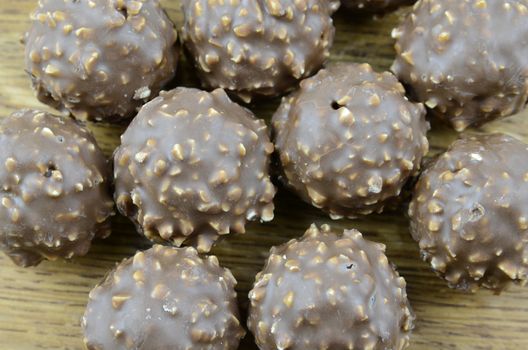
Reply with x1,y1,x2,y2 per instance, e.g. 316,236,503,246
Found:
25,0,178,122
180,0,339,102
272,63,429,218
248,224,414,350
82,245,245,350
0,109,114,267
409,134,528,292
341,0,415,13
391,0,528,131
114,87,276,252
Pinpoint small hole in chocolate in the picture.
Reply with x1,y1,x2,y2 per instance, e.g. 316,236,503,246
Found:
331,101,342,110
117,5,128,17
43,164,57,178
469,203,485,222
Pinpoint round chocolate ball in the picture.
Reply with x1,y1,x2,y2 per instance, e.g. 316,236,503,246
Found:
114,87,276,252
82,245,245,350
0,109,114,267
272,63,429,219
409,134,528,292
180,0,339,102
25,0,178,122
341,0,415,13
248,224,414,350
391,0,528,131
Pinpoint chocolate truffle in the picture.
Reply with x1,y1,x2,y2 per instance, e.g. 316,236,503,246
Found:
180,0,339,102
0,109,114,267
248,224,414,350
272,63,429,219
391,0,528,131
114,87,276,252
409,134,528,292
341,0,415,13
82,245,245,350
24,0,178,122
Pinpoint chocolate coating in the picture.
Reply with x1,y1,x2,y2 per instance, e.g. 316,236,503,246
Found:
391,0,528,131
180,0,338,102
25,0,178,122
248,224,414,350
0,110,114,267
114,87,276,252
272,63,429,218
82,245,245,350
341,0,415,13
409,134,528,292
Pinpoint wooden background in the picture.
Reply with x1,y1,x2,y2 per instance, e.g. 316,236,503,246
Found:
1,1,528,349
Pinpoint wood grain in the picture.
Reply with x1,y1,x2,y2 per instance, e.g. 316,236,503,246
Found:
1,1,528,349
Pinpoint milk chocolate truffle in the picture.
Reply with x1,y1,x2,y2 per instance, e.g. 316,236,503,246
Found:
180,0,339,102
409,134,528,292
0,110,114,267
82,245,245,350
273,63,429,219
392,0,528,131
248,224,414,350
114,87,276,252
341,0,415,13
24,0,178,122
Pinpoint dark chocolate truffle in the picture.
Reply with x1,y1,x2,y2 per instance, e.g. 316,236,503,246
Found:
0,109,114,267
272,63,429,219
341,0,415,13
114,87,276,252
392,0,528,131
180,0,339,102
82,245,245,350
248,224,414,350
409,134,528,292
25,0,178,122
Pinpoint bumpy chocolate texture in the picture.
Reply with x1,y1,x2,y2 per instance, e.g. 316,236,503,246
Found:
248,224,414,350
82,245,245,350
24,0,178,122
391,0,528,131
114,87,276,252
341,0,415,13
409,134,528,292
180,0,339,102
0,110,114,267
273,63,429,218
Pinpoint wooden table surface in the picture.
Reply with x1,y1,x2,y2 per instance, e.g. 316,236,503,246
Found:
1,1,528,349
